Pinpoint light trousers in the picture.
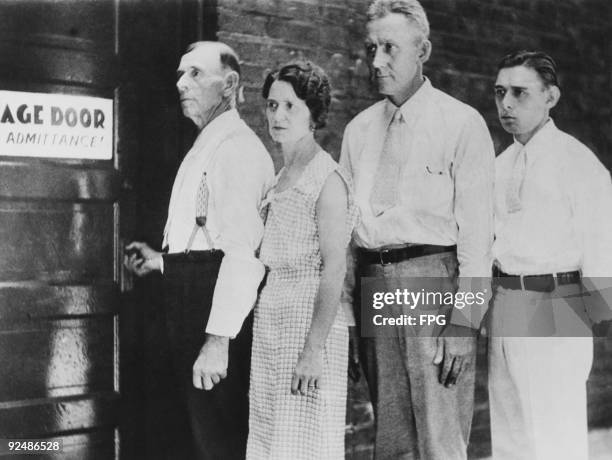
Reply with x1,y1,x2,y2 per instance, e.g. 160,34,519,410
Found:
488,284,593,460
358,251,475,460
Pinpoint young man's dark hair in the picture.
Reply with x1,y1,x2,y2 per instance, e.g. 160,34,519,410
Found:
498,50,559,88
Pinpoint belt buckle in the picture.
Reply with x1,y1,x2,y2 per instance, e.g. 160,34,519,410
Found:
379,249,392,266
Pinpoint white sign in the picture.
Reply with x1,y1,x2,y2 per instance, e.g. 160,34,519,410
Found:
0,91,113,160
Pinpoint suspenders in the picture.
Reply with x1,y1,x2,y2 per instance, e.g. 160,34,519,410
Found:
185,171,214,253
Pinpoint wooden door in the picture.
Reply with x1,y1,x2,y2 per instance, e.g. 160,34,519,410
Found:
0,1,121,457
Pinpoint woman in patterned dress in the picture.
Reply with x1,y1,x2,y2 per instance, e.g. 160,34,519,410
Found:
246,61,356,460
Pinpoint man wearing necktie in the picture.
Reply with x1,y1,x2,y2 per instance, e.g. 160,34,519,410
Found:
340,1,495,458
124,42,274,459
490,50,612,460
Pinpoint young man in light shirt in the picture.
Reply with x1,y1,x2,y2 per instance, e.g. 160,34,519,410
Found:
490,50,612,460
124,41,274,459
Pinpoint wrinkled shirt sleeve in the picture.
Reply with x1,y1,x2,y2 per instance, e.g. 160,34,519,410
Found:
205,140,273,337
450,113,495,329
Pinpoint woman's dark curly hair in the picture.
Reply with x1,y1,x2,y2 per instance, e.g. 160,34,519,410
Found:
262,60,332,130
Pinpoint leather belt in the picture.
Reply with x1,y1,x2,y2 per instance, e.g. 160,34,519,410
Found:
358,244,457,266
492,266,581,292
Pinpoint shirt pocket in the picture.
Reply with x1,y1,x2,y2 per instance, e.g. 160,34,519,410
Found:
403,164,454,216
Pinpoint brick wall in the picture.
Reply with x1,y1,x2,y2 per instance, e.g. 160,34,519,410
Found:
217,0,611,166
216,0,376,169
214,0,612,458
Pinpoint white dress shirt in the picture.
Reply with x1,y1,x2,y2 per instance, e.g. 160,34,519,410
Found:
341,78,494,277
162,109,275,337
340,78,495,328
493,119,612,278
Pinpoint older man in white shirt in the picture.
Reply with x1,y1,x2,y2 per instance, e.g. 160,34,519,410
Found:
490,50,612,460
340,1,494,458
125,41,274,459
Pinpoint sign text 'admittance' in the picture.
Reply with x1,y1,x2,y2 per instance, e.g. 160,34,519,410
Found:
0,90,113,160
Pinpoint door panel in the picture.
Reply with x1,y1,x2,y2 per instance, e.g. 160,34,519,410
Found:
0,318,116,401
0,203,115,281
0,162,121,201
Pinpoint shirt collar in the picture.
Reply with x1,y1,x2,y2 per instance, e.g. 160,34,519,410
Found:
513,118,557,156
191,108,240,150
384,77,433,124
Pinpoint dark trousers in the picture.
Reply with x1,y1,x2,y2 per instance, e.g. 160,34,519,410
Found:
162,251,252,460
